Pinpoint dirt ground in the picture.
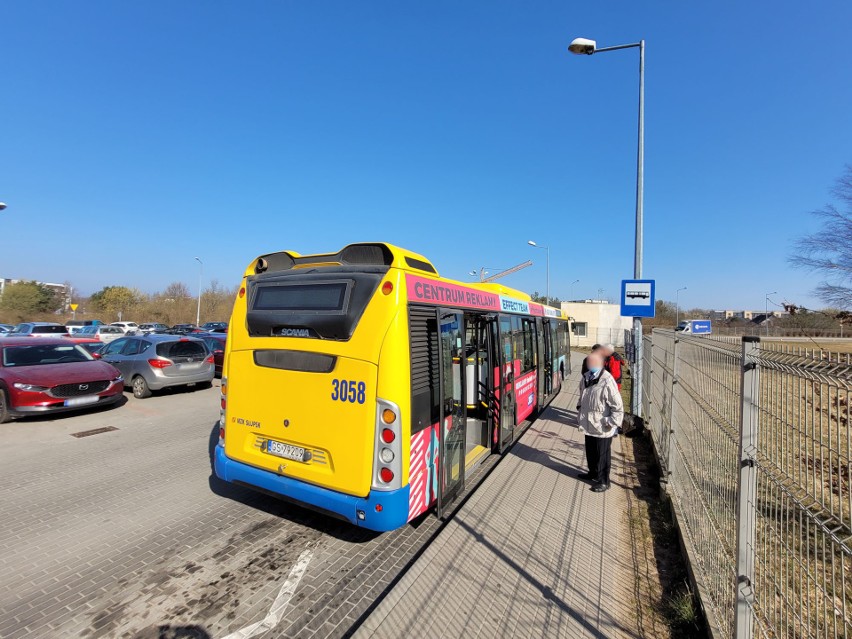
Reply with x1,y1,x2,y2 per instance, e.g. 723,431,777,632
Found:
619,373,709,638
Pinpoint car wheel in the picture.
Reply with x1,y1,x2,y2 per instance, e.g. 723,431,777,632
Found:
132,376,152,399
0,389,11,423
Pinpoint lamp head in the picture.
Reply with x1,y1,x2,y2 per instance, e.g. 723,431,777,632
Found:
568,38,597,55
527,240,537,246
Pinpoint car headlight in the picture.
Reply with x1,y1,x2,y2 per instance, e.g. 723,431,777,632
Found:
13,383,49,392
112,376,123,383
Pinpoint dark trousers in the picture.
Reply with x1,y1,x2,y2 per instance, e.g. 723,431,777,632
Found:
585,435,612,485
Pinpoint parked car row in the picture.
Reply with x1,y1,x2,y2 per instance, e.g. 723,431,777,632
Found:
0,331,225,423
0,320,228,339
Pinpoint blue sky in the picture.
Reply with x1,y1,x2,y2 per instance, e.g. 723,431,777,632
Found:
1,1,850,311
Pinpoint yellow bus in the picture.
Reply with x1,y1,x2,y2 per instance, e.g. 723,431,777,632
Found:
214,243,570,531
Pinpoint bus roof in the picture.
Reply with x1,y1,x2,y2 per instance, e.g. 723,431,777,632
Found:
245,243,437,278
244,242,566,319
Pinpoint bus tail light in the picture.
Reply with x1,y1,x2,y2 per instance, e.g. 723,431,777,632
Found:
373,398,402,492
219,377,228,433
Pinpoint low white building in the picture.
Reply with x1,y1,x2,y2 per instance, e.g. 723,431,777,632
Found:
561,300,634,348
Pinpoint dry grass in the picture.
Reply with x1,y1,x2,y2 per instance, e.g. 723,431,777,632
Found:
620,374,708,638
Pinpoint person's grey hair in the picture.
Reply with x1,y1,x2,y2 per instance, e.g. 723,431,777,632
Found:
602,343,615,353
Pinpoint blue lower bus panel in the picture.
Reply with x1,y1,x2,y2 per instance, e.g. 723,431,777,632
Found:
214,445,410,532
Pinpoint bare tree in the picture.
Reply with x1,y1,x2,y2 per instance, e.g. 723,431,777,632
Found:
790,165,852,309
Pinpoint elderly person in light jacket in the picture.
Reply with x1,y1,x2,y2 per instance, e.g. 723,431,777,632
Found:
576,352,624,492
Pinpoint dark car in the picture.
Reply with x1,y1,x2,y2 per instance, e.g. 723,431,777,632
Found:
0,338,123,423
97,334,214,398
199,322,227,332
196,333,226,377
167,324,202,335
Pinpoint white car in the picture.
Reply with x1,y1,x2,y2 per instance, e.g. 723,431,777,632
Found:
111,322,140,335
75,325,126,343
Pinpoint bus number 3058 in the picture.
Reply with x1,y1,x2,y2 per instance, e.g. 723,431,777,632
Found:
331,379,366,404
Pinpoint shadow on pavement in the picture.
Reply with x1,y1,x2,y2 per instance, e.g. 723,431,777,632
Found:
205,421,380,543
454,517,615,639
134,624,212,639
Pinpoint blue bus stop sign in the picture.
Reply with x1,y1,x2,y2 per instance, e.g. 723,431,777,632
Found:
621,279,656,318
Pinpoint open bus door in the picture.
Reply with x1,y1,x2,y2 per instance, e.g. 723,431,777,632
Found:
437,311,466,517
497,316,515,453
542,318,554,399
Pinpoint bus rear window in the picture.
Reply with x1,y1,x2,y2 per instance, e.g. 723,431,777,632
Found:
253,283,349,313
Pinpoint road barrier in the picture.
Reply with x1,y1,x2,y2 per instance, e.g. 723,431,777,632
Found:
642,329,851,639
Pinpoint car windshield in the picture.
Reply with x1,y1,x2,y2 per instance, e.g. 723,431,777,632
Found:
2,344,93,367
31,326,67,334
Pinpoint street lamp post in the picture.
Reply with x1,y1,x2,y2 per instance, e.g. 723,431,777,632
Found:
675,287,687,326
195,257,203,327
569,35,645,417
765,291,777,337
570,279,579,301
527,240,550,303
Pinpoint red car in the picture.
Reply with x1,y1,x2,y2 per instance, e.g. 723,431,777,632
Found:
0,338,124,423
197,333,226,377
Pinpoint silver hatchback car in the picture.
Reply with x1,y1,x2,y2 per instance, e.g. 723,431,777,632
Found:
96,335,214,398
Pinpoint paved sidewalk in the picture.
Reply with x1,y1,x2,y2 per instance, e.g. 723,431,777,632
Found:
354,358,641,639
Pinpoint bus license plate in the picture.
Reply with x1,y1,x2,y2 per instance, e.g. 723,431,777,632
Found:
265,440,306,462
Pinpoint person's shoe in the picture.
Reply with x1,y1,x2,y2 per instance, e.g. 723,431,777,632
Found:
576,472,594,480
591,482,610,493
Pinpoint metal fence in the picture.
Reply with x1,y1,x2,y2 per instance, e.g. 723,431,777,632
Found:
641,329,851,639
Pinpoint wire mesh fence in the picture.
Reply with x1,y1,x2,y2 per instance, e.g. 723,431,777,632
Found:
641,328,852,639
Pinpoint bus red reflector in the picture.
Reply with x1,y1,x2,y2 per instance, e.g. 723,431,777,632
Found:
239,287,246,298
219,426,225,440
220,397,226,410
375,504,383,512
381,428,395,444
379,468,394,483
148,359,172,368
381,281,393,295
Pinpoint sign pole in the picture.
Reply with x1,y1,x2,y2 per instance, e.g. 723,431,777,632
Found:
620,279,654,417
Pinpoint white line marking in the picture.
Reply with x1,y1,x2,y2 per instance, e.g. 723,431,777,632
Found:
219,548,313,639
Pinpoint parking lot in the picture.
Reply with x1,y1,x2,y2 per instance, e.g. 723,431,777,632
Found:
0,384,455,639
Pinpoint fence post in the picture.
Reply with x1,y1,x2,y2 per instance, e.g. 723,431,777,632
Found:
735,336,759,639
664,333,679,479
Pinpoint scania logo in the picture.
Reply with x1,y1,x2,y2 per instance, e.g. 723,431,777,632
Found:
78,384,89,391
279,328,311,338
